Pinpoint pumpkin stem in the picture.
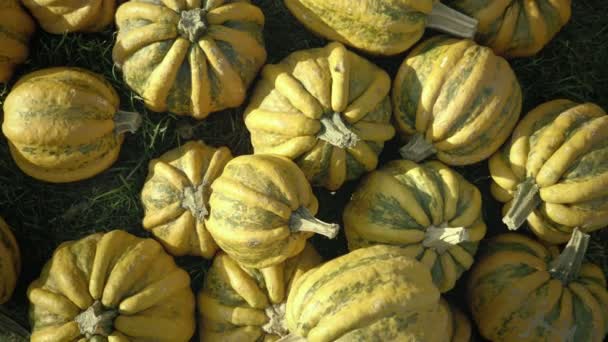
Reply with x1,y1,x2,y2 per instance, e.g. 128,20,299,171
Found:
114,110,142,135
502,178,541,230
289,207,339,239
262,303,290,337
427,2,478,39
0,308,29,341
399,133,436,162
318,112,360,149
74,301,117,338
178,8,208,42
422,223,470,254
549,228,590,285
182,183,209,221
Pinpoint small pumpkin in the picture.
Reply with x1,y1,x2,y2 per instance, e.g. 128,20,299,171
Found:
28,230,196,341
468,229,608,342
206,154,339,269
490,100,608,243
113,0,266,119
0,0,35,83
245,42,395,191
22,0,114,33
141,140,232,258
284,0,478,56
442,299,473,342
0,216,20,304
2,67,141,183
445,0,572,57
199,244,321,342
393,35,522,166
344,159,486,292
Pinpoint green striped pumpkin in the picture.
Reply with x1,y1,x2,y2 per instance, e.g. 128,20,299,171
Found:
0,217,19,304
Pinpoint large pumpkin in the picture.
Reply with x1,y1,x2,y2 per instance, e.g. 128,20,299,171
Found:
22,0,114,33
113,0,266,119
2,67,141,183
206,154,339,269
445,0,572,57
199,244,321,342
0,217,19,304
393,36,522,166
284,0,478,56
468,229,608,342
0,0,35,83
141,140,232,258
490,100,608,244
344,160,486,292
245,42,395,191
28,230,196,341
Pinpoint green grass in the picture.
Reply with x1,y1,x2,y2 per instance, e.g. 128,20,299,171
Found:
1,0,608,340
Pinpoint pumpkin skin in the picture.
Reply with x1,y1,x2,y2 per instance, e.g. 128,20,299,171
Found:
393,36,522,166
198,244,321,342
206,154,338,269
0,0,35,83
113,0,266,119
344,159,486,292
445,0,572,57
0,217,20,304
245,42,395,191
285,245,450,342
22,0,114,33
27,230,196,341
468,231,608,342
490,100,608,244
442,299,473,342
141,140,232,258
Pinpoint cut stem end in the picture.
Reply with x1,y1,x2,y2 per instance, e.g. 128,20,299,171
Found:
427,2,478,39
262,303,289,337
178,8,209,42
182,183,209,221
422,224,470,254
289,207,339,239
318,112,360,149
549,228,590,285
399,133,436,162
74,301,117,338
114,110,142,135
503,178,541,230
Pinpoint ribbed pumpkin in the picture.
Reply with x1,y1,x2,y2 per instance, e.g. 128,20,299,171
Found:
245,42,395,191
113,0,266,119
2,67,141,183
344,159,486,292
22,0,114,33
199,244,321,341
442,299,473,342
468,229,608,342
0,217,19,304
28,230,196,341
284,245,450,342
141,140,232,258
490,100,608,244
0,0,35,83
393,36,522,166
446,0,572,57
206,154,339,269
284,0,478,56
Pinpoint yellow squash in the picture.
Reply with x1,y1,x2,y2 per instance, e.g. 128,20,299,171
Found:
0,0,35,83
22,0,114,33
199,244,321,342
28,230,196,341
141,140,232,258
344,159,486,292
113,0,266,119
245,42,395,191
0,216,19,304
206,154,339,269
2,67,141,183
490,100,608,243
393,36,522,166
468,229,608,342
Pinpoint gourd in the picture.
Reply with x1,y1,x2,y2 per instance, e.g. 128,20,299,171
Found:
393,36,522,166
490,100,608,244
445,0,572,57
468,229,608,342
0,217,20,304
141,140,232,258
344,159,486,292
21,0,114,33
442,299,472,342
2,67,141,183
284,0,478,56
113,0,266,119
206,154,339,269
28,230,196,341
245,42,395,191
284,245,450,342
199,244,321,342
0,0,35,83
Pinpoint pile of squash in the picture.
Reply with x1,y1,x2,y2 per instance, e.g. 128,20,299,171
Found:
0,0,606,341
